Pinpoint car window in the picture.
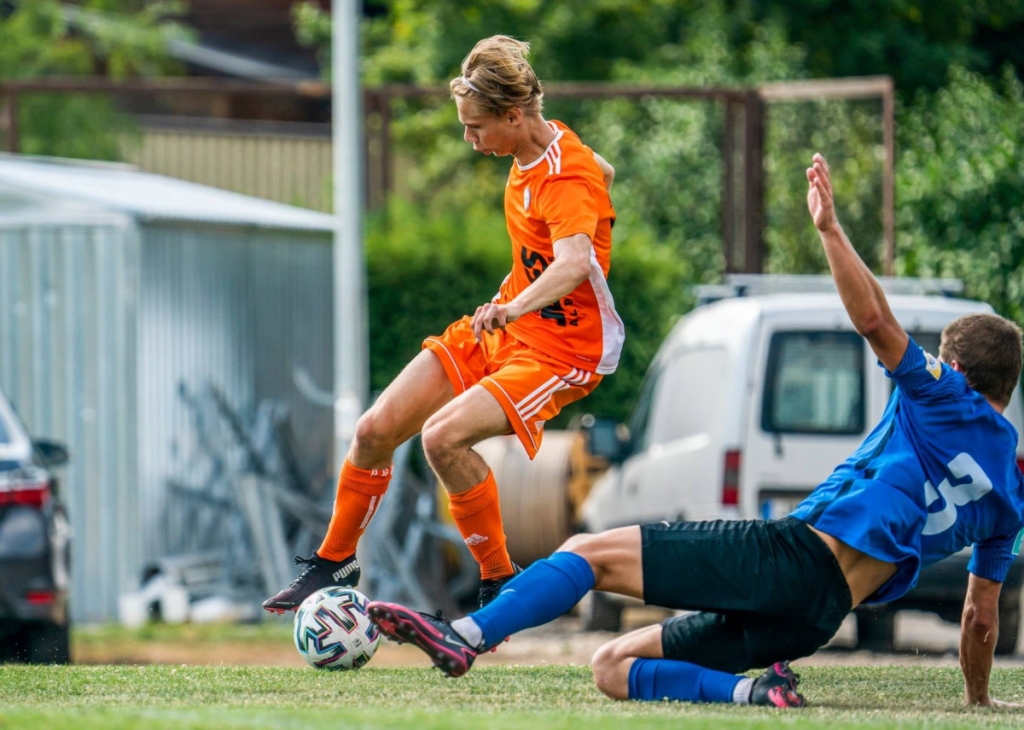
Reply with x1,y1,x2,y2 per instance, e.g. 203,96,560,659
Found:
648,347,728,445
0,396,12,445
911,332,942,357
0,393,30,457
762,331,865,435
627,362,662,454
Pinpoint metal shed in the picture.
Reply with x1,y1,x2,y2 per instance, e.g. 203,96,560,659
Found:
0,154,337,622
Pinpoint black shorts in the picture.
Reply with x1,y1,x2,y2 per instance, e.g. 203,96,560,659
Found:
641,516,852,674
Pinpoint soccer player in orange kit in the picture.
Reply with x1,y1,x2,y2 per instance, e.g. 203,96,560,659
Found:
263,34,624,613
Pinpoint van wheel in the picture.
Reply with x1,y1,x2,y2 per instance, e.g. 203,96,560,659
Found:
579,591,623,632
12,621,71,664
855,608,896,652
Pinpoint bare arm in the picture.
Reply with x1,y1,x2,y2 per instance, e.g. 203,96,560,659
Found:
960,573,1008,706
807,153,908,371
471,233,592,341
592,151,615,190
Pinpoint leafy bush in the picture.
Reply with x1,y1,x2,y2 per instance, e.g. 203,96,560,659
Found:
896,66,1024,322
0,0,188,159
365,198,509,393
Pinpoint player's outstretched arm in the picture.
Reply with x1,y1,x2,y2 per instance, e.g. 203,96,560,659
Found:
808,153,908,371
592,151,615,190
959,573,1019,706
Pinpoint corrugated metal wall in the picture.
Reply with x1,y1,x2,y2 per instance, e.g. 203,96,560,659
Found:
0,222,140,623
137,225,334,566
1,221,334,623
127,128,333,212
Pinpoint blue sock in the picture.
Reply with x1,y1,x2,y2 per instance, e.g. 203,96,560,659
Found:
628,658,741,703
471,551,595,647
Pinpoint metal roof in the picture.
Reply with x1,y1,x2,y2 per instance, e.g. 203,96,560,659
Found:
0,154,337,232
694,273,965,305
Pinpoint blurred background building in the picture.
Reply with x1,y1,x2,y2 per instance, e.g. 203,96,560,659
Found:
0,155,335,621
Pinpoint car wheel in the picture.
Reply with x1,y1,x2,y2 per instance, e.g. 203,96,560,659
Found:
579,591,623,632
14,621,71,664
855,607,896,652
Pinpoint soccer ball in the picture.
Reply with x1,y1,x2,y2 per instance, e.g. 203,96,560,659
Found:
293,587,381,669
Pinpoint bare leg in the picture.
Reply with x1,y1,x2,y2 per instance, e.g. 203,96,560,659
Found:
316,350,455,561
560,526,643,598
569,526,651,699
591,625,665,700
419,384,512,492
420,386,516,579
264,351,459,610
349,350,456,469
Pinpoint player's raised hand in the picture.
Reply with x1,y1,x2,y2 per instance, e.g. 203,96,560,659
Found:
806,153,837,232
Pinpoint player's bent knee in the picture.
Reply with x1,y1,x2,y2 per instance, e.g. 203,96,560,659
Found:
352,409,399,456
558,533,603,569
419,417,454,460
559,530,635,588
558,532,591,554
591,642,631,700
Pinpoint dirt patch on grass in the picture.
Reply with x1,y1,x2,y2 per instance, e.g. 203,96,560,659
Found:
71,610,662,668
72,608,1024,669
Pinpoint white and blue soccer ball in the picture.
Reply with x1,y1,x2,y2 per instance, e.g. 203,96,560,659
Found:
293,587,381,669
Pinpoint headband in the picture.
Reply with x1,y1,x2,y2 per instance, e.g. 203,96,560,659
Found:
459,75,484,95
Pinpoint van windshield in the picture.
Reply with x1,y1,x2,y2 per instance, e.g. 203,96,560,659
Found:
762,331,865,435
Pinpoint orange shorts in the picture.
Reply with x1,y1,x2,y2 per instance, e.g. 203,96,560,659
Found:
423,316,602,459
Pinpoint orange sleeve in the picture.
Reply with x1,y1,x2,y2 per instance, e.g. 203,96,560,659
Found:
536,176,599,243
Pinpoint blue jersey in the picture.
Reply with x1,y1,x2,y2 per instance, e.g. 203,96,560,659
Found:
791,338,1024,604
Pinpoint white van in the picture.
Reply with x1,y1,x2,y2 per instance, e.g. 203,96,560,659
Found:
580,275,1024,653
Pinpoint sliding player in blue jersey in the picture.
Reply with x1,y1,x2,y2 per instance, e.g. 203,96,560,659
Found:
368,153,1024,709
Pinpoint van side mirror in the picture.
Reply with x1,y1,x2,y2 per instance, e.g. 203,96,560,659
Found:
580,416,631,465
33,439,70,469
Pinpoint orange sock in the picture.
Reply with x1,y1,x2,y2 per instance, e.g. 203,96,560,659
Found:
448,470,514,580
317,459,392,561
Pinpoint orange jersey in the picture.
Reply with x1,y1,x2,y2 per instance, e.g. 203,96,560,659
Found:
499,120,625,375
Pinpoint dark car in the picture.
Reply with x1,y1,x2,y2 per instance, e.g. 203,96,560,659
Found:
0,388,72,664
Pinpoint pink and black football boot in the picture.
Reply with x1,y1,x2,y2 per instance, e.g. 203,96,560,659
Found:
367,601,478,678
750,661,807,708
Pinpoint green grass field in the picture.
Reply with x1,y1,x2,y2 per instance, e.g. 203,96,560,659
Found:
1,663,1023,730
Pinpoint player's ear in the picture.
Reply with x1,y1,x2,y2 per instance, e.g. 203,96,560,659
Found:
507,107,523,126
949,360,962,373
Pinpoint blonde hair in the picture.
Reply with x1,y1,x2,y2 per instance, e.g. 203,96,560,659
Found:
449,35,544,117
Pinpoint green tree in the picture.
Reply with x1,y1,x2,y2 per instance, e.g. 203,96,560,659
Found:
896,65,1024,322
0,0,189,159
298,1,1024,96
740,0,1024,97
296,0,1024,419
